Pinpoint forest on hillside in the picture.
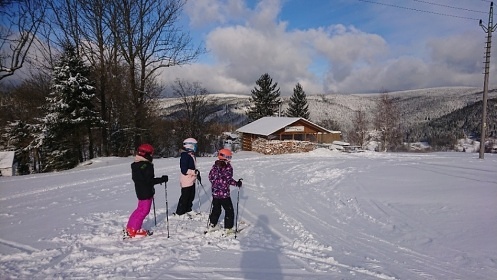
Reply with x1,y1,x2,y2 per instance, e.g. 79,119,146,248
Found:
157,88,497,152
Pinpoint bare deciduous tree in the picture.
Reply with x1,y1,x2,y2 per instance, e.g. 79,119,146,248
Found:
107,0,203,148
347,109,369,148
77,0,120,156
373,93,402,152
0,0,46,80
171,79,213,153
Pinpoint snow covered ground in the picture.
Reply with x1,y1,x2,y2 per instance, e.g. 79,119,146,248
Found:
0,150,496,279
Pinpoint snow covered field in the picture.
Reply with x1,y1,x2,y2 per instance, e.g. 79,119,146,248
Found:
0,149,496,279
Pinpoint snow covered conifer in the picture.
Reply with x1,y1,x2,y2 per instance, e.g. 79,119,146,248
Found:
41,43,102,171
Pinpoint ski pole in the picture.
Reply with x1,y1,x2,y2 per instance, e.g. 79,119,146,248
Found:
235,178,243,239
206,199,213,230
197,178,212,204
152,197,157,226
197,178,201,212
165,182,170,238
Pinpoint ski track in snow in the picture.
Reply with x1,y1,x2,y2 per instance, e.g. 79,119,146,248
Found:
0,173,128,202
236,156,399,279
0,152,496,279
235,153,495,279
342,155,497,280
0,238,39,253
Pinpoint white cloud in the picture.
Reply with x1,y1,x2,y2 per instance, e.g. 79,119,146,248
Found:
184,0,225,26
163,0,496,95
428,32,483,73
184,0,249,27
303,25,388,84
159,64,250,95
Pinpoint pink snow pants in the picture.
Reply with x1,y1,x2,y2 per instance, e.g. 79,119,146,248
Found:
126,198,153,230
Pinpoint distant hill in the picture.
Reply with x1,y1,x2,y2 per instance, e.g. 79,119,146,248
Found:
157,87,497,144
411,97,497,146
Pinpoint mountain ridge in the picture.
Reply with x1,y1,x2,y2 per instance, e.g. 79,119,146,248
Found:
158,86,497,143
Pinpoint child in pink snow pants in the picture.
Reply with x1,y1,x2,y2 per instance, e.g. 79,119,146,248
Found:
127,199,153,231
126,144,168,237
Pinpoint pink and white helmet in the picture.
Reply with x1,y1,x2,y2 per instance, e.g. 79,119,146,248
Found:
183,138,198,152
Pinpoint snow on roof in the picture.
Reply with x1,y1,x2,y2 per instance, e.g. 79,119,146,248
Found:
332,141,350,146
236,117,331,136
222,132,239,138
0,151,15,169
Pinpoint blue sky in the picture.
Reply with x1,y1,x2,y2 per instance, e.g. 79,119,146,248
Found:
160,0,495,95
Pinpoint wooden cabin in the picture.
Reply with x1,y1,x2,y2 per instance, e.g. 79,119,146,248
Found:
236,117,341,151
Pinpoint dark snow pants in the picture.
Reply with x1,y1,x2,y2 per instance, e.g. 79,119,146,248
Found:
176,184,195,215
209,197,234,229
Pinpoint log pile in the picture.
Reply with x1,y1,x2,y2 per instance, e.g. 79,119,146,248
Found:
252,138,316,155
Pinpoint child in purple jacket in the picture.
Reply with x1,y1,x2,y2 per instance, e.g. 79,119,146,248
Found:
208,149,242,232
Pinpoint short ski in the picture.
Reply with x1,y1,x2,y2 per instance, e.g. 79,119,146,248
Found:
221,227,246,237
203,228,219,235
203,225,248,235
122,229,153,240
171,212,199,220
187,211,201,218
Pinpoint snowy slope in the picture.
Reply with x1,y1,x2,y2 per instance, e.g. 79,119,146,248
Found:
0,150,496,279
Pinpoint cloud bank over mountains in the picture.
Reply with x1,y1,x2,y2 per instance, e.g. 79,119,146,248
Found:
160,0,494,96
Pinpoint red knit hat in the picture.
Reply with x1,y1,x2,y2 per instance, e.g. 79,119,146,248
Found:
137,143,154,161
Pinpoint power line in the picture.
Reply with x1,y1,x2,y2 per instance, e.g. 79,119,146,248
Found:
411,0,486,14
357,0,482,21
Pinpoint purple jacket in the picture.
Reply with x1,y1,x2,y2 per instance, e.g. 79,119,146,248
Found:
208,160,237,199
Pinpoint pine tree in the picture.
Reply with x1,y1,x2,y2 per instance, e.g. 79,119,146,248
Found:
41,44,102,171
247,73,281,121
286,83,310,119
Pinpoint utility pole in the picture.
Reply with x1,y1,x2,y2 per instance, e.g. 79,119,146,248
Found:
478,2,496,159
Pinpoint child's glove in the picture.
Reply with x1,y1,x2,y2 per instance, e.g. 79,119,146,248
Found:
161,175,168,183
236,179,242,188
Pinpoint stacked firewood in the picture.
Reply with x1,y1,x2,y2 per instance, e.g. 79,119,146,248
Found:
252,138,316,155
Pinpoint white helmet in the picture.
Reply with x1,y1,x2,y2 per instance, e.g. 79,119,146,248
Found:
183,138,198,152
